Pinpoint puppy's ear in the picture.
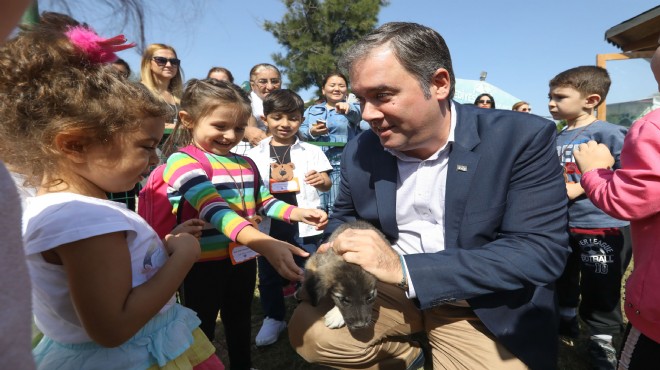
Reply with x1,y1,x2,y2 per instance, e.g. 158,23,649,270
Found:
304,273,328,307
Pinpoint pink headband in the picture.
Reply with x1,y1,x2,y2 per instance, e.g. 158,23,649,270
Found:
65,26,136,64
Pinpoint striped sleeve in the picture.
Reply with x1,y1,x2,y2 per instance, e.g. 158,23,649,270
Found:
164,151,251,241
255,182,295,223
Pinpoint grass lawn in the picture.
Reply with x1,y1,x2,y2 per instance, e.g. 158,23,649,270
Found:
212,262,634,370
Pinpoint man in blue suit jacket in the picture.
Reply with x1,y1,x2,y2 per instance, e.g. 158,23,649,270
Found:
289,22,569,370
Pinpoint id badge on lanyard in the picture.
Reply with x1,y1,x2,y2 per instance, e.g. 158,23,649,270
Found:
269,177,300,193
228,215,262,265
228,242,259,265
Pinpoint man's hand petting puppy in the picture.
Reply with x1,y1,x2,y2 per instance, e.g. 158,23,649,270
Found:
320,227,404,286
301,221,380,330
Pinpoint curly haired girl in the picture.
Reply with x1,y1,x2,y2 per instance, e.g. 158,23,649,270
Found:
0,12,222,369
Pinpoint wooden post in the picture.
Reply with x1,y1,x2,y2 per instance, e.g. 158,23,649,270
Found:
596,51,655,121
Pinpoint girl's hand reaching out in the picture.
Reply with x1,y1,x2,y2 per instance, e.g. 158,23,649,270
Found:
292,208,328,230
574,140,615,174
252,238,309,281
170,218,205,239
236,226,309,281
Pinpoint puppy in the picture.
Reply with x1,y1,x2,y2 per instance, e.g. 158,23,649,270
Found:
297,220,381,330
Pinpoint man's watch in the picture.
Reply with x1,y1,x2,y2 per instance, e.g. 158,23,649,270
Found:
397,254,409,290
397,276,409,290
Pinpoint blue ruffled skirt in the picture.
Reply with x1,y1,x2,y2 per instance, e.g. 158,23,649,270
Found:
33,304,205,370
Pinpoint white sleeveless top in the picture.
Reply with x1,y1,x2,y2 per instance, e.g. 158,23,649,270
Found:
23,193,175,343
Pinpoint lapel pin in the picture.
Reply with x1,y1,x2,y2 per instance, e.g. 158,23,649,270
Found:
457,165,468,172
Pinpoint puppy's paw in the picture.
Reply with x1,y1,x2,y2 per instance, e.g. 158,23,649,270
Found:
324,305,346,329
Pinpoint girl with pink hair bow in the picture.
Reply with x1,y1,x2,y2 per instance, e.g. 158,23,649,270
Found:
0,12,224,370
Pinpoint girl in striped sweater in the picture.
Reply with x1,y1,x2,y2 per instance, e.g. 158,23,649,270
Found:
162,78,327,370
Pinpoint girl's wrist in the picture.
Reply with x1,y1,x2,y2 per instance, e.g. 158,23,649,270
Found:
289,207,300,222
582,167,607,176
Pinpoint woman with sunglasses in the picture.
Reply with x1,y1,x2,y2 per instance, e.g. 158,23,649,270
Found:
512,101,532,113
474,93,496,109
140,43,184,130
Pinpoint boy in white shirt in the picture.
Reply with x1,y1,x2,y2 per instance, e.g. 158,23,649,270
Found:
246,89,332,347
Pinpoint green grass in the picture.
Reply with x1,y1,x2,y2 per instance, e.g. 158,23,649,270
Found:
212,262,634,370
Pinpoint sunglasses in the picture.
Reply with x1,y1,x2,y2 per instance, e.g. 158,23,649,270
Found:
152,56,181,67
477,99,492,104
253,78,281,86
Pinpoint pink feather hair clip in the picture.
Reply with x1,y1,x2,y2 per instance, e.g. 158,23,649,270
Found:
65,25,136,64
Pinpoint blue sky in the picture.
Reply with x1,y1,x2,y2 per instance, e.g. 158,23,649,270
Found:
42,1,658,119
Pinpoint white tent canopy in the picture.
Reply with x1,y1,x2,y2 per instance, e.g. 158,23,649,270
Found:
453,78,522,110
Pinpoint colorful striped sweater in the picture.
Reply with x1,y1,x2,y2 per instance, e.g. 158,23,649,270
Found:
164,145,296,261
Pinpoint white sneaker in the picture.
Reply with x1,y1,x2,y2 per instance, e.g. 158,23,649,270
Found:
255,317,287,347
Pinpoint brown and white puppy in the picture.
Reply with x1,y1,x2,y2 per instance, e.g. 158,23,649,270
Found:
297,220,381,330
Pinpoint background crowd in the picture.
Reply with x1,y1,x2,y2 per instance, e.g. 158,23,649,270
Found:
1,4,659,370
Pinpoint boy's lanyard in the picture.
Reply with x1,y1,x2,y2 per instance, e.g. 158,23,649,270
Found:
269,144,300,193
558,119,598,162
